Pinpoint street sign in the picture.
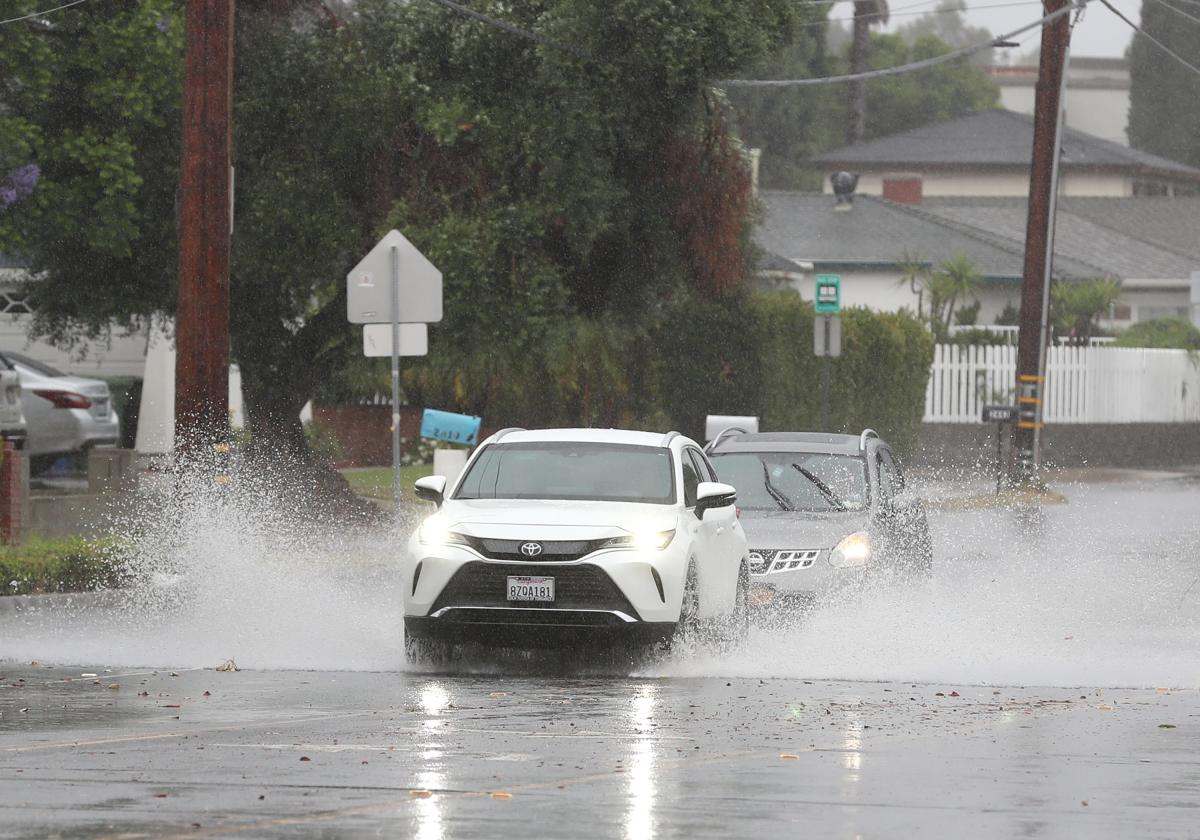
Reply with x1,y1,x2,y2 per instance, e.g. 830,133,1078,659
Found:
814,314,842,358
981,405,1018,424
815,274,841,314
420,408,481,446
363,323,429,357
346,230,443,324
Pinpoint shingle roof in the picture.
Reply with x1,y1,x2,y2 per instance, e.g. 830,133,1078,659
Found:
756,191,1198,281
809,110,1200,181
921,197,1200,279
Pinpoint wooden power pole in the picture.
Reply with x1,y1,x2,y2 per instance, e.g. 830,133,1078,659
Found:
176,0,234,455
1011,0,1072,485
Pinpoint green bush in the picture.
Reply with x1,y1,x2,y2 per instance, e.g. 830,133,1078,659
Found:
1114,318,1200,351
0,536,129,596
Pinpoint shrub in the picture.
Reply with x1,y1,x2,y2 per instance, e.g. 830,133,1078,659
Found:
1114,318,1200,351
0,537,129,596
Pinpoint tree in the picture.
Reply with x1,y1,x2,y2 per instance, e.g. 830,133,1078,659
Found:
1051,278,1122,343
4,0,802,461
849,0,889,142
1114,317,1200,351
1129,0,1200,169
925,252,981,338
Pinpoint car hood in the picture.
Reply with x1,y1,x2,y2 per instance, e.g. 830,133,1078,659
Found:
737,509,871,551
436,498,678,540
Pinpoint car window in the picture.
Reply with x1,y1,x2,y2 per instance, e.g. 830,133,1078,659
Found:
454,441,677,505
709,451,868,511
2,351,64,378
883,448,906,492
877,451,899,502
686,447,715,483
681,453,700,507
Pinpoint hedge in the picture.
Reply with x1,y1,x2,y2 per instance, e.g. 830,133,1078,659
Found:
0,537,128,596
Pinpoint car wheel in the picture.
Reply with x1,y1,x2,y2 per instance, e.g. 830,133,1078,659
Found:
672,560,701,644
727,560,750,644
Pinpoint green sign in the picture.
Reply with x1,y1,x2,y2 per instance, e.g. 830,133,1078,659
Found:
815,274,841,314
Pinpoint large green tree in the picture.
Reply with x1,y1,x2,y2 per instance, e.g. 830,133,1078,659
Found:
2,0,801,457
1128,0,1200,168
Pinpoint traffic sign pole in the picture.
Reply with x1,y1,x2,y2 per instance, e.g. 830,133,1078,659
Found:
390,244,402,513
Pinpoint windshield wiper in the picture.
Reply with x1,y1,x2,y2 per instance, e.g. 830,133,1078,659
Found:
790,464,847,511
761,461,795,511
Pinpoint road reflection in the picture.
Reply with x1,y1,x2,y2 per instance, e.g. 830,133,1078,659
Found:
625,685,658,840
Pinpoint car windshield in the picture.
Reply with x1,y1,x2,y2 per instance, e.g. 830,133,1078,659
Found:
709,451,869,512
454,442,677,504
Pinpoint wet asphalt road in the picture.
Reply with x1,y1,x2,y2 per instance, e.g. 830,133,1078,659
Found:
1,664,1198,839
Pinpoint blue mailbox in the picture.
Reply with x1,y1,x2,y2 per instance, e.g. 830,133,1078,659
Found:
419,408,482,446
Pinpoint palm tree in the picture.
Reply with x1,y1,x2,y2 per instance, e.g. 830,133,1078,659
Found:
928,252,982,338
849,0,890,143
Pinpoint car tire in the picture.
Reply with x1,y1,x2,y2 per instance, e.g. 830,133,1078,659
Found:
672,560,701,645
721,560,751,647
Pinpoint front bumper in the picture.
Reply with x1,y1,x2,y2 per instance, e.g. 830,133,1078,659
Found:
749,548,866,602
405,541,688,633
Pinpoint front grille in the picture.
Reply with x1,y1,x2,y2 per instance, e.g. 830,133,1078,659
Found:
431,561,639,617
749,549,822,575
460,536,611,563
435,608,628,627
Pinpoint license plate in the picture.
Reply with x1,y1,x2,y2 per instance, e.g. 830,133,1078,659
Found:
507,575,554,602
94,398,109,417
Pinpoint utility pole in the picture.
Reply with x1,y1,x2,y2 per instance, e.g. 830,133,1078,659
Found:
176,0,234,456
1011,0,1072,486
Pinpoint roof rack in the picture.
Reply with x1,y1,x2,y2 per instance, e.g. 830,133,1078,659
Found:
704,426,749,453
859,428,879,450
490,427,525,443
660,431,680,447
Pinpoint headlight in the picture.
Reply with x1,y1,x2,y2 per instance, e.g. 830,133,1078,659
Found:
417,517,469,546
603,529,676,551
829,532,872,568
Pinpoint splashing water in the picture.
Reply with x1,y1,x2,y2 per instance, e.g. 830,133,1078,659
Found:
1,470,1197,688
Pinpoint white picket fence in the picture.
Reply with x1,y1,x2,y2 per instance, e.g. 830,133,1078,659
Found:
924,344,1200,423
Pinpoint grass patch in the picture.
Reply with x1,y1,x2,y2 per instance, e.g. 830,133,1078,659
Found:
0,536,129,596
342,464,434,500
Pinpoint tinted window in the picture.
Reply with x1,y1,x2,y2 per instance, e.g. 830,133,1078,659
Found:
455,442,676,504
688,448,716,483
0,351,63,377
681,455,700,507
709,451,868,511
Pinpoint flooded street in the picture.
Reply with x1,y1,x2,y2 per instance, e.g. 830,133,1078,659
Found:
2,474,1199,837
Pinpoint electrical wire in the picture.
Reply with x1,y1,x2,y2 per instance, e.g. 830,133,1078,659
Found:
1099,0,1200,77
717,1,1085,87
0,0,90,26
422,0,592,61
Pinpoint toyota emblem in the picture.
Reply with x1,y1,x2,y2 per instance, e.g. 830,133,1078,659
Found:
519,542,544,557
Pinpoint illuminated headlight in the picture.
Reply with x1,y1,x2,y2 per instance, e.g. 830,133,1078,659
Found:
603,529,676,551
417,517,469,546
829,532,872,568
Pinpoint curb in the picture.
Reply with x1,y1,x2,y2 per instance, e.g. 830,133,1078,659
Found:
0,589,127,616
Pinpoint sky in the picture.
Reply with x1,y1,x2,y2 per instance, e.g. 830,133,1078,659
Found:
869,0,1142,59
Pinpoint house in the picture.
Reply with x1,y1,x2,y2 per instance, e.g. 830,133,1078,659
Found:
808,109,1200,199
756,191,1200,327
989,57,1130,146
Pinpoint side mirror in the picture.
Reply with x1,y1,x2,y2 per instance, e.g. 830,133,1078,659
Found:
414,475,448,507
695,481,736,518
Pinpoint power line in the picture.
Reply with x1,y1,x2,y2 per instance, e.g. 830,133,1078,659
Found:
422,0,592,62
717,1,1085,87
0,0,90,26
1099,0,1200,78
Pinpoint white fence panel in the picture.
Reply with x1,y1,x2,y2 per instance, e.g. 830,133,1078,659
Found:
925,344,1200,423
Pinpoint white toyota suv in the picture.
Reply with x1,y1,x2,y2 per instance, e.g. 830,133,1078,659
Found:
404,427,751,663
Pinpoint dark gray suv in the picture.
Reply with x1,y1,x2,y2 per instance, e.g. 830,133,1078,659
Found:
705,429,932,607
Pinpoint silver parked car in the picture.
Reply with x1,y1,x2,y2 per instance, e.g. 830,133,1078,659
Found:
0,355,27,450
0,351,120,472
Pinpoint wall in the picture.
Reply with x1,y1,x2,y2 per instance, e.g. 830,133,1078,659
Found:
916,422,1200,469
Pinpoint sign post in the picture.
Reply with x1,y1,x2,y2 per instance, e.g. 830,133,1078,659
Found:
981,404,1018,494
814,275,842,432
348,230,443,513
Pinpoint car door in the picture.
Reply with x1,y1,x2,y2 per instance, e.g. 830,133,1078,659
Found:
688,446,740,611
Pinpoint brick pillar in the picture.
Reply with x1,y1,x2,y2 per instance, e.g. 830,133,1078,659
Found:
0,441,22,545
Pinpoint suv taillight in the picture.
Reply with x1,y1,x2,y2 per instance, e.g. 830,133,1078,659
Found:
34,389,92,409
